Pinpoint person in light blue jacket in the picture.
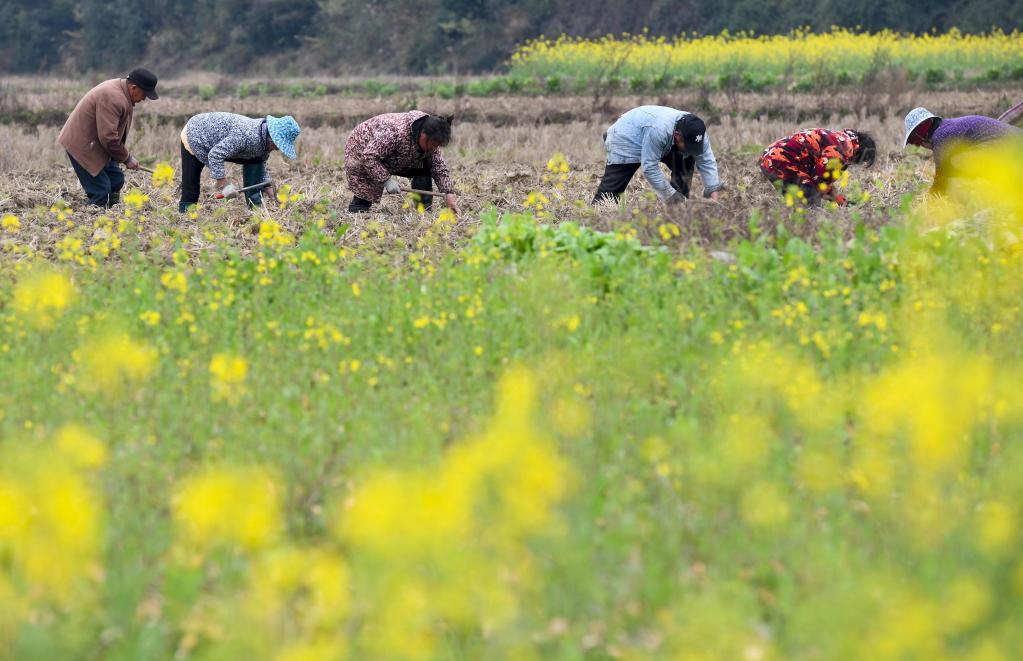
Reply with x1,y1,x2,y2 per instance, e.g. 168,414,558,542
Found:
592,106,723,205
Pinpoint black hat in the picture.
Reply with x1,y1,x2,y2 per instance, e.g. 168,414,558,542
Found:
126,68,159,100
676,114,707,156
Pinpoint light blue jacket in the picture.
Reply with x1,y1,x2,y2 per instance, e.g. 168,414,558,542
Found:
604,106,722,200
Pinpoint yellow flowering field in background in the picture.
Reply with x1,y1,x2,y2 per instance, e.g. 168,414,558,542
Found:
509,28,1023,88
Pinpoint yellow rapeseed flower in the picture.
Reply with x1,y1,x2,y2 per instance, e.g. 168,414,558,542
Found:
509,29,1023,83
210,352,248,403
75,331,156,394
259,220,296,247
151,162,175,187
237,546,350,653
0,435,105,606
1,214,20,233
139,310,161,326
11,269,76,330
160,269,188,294
122,189,149,210
335,367,571,654
861,350,992,474
55,424,107,468
173,466,281,551
974,501,1017,557
276,184,302,209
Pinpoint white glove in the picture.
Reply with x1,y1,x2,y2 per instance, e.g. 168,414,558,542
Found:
219,183,239,200
384,178,401,194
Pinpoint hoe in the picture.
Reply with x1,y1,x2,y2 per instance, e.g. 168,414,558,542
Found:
214,180,275,200
127,164,273,202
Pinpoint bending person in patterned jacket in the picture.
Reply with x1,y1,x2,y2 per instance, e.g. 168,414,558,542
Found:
760,128,876,206
179,112,301,212
344,112,459,215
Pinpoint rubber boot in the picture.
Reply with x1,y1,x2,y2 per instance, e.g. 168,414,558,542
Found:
243,163,266,208
348,196,372,213
410,174,434,210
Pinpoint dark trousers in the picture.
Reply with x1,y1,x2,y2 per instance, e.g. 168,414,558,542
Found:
592,148,694,204
348,167,434,213
761,166,822,206
67,152,124,207
179,142,266,212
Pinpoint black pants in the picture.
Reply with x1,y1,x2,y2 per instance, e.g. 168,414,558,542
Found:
592,148,694,204
761,167,822,207
67,152,124,207
179,142,266,212
348,167,434,213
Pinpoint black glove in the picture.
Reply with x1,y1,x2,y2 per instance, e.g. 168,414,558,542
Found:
666,190,686,206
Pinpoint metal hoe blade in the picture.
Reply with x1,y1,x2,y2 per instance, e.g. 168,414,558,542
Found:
215,180,275,200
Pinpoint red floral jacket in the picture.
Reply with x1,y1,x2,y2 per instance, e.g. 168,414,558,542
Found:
759,129,859,195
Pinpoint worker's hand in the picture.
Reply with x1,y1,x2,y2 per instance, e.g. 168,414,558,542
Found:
384,178,401,194
445,193,460,216
124,156,140,170
217,183,239,200
666,190,685,206
707,190,722,202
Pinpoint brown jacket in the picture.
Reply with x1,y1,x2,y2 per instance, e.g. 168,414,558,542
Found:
58,79,134,176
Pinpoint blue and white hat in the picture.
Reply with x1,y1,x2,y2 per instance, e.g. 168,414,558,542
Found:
266,115,301,159
903,107,938,147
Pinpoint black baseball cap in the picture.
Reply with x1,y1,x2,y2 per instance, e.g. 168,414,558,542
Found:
675,114,707,155
126,68,159,100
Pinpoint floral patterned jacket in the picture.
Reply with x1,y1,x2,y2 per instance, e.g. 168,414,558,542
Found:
344,111,455,202
759,128,859,194
185,112,273,181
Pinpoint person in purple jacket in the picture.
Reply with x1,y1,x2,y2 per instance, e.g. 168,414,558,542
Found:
903,107,1021,193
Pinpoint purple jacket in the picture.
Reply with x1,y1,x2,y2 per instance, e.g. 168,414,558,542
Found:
932,115,1019,163
931,116,1021,191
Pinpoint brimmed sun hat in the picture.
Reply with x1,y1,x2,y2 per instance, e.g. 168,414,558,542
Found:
266,115,301,159
904,107,938,147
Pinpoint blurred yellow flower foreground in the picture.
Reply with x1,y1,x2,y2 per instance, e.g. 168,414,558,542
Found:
2,140,1023,659
0,369,571,658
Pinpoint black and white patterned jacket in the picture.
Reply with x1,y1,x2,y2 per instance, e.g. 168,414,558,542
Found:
185,112,272,180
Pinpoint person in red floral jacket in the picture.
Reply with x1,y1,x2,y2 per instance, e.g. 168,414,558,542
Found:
760,128,876,206
344,111,459,214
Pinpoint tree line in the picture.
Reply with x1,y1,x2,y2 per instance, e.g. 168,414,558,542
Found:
3,0,1021,75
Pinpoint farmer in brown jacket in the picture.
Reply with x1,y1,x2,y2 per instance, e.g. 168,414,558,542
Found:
344,111,459,214
58,68,159,207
